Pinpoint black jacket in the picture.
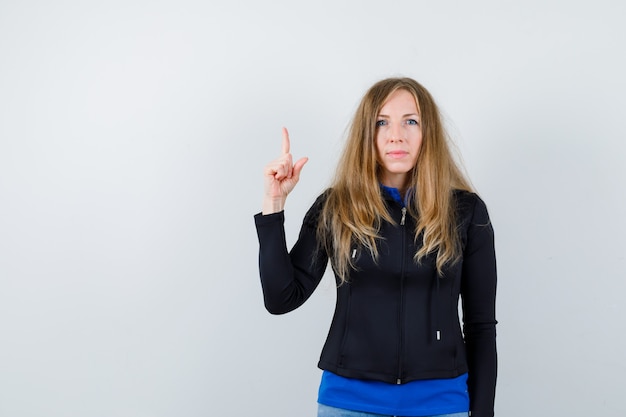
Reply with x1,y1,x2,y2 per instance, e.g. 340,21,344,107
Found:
254,189,497,417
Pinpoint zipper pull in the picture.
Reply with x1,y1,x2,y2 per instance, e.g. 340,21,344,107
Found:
396,378,401,384
400,207,406,226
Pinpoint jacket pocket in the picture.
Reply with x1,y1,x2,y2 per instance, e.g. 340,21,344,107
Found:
338,285,352,367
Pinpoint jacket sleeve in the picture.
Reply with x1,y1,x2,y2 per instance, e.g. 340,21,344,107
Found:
254,194,329,314
460,195,498,417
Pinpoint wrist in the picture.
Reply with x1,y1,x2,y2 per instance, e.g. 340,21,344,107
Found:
262,197,285,215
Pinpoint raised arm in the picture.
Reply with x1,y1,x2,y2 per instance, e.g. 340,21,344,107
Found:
255,128,326,314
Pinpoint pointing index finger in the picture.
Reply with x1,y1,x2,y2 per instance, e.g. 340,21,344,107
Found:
281,127,290,155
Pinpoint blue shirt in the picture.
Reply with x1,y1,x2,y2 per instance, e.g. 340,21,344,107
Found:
318,371,469,416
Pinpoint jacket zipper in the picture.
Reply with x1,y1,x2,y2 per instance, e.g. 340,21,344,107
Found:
397,206,407,384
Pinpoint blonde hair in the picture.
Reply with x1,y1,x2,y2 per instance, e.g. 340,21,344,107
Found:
318,77,473,283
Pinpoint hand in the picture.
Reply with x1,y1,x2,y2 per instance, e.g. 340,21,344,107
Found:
262,127,308,214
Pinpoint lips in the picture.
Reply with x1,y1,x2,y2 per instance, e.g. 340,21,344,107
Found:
387,150,409,159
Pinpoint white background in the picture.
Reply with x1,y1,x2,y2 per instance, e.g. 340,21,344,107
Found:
1,1,625,416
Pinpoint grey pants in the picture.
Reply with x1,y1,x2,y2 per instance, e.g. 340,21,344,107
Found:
317,403,469,417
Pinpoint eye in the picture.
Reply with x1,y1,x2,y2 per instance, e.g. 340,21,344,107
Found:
375,119,387,127
406,119,419,126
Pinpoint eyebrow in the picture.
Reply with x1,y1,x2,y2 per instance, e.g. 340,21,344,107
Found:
377,113,420,118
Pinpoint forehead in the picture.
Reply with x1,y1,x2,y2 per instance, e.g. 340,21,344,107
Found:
379,89,420,113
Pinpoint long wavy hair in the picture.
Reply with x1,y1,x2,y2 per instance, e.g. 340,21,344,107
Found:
317,77,473,283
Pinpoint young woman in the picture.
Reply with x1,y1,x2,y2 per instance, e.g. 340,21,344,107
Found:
254,77,497,417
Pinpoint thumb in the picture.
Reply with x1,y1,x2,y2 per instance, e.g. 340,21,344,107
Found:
292,157,308,179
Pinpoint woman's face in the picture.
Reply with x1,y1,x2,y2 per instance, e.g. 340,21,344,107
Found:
375,89,423,190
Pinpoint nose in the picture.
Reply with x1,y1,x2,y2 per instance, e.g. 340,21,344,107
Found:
389,123,404,142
